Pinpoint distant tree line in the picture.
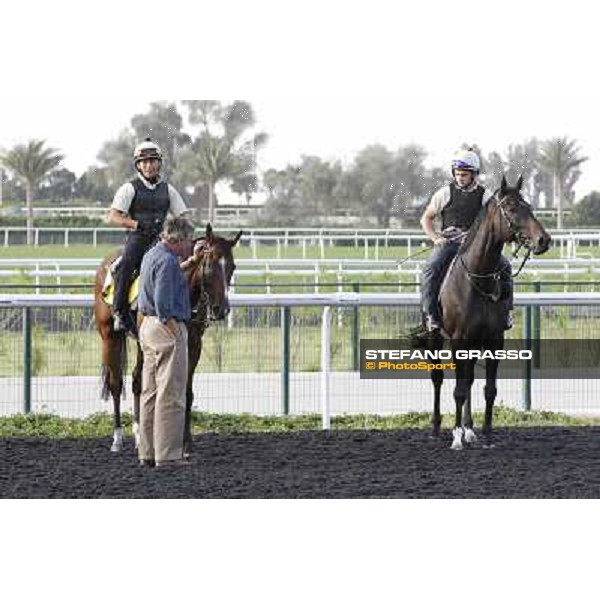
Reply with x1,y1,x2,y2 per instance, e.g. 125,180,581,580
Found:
0,100,596,244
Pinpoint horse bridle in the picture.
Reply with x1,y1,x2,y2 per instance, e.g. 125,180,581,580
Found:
187,243,218,326
496,192,535,251
458,191,534,301
187,240,233,326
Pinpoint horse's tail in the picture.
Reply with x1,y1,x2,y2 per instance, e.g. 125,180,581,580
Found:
100,332,128,402
100,364,111,402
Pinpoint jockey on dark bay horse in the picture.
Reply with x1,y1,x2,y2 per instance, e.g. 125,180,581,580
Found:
106,137,191,337
419,148,513,334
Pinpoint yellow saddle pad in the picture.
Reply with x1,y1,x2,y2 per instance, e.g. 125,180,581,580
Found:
102,267,140,308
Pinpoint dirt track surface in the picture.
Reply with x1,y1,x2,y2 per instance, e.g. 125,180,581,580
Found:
2,427,600,498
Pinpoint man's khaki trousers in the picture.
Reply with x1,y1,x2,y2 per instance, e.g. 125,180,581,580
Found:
138,316,188,463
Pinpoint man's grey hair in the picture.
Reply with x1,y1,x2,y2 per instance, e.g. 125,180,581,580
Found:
161,217,195,243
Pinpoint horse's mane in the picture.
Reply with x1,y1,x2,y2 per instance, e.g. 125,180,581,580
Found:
456,193,496,255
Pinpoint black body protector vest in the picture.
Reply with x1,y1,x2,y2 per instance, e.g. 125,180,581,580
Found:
441,183,485,231
128,178,170,227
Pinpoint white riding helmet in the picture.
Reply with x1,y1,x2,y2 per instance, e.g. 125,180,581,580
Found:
451,149,480,174
133,137,163,165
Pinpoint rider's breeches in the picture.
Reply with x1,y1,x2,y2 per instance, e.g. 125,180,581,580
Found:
113,232,153,314
421,242,460,319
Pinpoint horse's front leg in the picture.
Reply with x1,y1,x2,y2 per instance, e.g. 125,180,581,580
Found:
451,357,477,450
431,362,444,438
131,341,144,450
483,358,500,447
184,327,203,457
462,358,477,445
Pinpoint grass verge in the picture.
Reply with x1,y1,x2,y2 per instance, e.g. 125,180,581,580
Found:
1,407,599,437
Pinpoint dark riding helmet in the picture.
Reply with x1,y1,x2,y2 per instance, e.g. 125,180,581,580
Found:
133,137,163,165
451,149,480,175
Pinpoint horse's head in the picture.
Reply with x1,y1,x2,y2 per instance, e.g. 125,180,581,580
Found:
181,223,242,322
494,175,551,255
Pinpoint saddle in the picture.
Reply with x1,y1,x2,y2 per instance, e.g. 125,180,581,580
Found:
101,256,140,309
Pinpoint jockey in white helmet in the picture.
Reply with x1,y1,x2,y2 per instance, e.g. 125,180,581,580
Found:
419,148,513,332
106,138,191,336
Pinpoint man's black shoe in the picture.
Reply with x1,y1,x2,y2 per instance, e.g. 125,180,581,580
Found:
139,458,156,468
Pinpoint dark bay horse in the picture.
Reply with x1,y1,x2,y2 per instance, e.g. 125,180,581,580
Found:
425,176,551,449
94,223,241,454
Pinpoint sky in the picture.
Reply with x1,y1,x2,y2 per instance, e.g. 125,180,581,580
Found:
1,1,599,202
2,93,598,201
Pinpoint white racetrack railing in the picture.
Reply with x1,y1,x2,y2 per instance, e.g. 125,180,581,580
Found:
1,257,600,287
1,226,599,260
2,291,600,428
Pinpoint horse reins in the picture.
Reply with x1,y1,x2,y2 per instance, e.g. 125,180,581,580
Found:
186,244,214,327
458,191,535,301
396,230,468,267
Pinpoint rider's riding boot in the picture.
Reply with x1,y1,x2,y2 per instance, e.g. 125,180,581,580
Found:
504,311,514,330
425,314,442,332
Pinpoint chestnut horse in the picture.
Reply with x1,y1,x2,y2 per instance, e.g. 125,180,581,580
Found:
94,223,241,454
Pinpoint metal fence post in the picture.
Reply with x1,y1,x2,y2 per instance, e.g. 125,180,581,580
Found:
23,307,32,414
281,306,290,415
352,282,360,371
533,281,541,369
321,306,332,430
522,304,532,411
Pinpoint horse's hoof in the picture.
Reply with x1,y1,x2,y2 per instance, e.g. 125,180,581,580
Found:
110,442,123,453
464,428,477,445
450,427,463,450
111,428,124,452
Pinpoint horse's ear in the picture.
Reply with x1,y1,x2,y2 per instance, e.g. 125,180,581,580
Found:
516,175,523,191
500,175,508,195
205,222,213,239
231,230,243,247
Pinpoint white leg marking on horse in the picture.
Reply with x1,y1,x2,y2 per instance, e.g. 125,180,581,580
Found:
451,427,464,450
464,427,477,445
110,427,124,452
132,421,140,449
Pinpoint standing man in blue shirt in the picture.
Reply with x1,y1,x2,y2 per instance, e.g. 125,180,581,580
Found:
137,217,194,468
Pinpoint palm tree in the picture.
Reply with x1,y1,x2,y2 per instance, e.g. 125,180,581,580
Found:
0,140,64,245
537,137,587,228
181,100,267,223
